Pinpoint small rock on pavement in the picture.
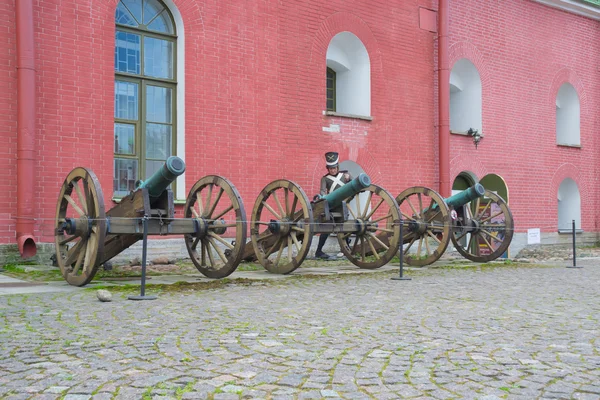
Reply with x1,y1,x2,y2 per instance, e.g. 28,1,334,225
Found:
151,256,171,265
96,289,112,302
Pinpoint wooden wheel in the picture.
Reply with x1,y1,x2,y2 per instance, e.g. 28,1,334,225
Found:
451,190,514,262
250,180,314,274
184,175,247,278
55,167,106,286
337,184,401,269
396,186,451,266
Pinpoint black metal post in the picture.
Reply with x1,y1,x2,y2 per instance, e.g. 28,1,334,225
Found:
392,217,411,281
567,219,582,269
128,216,158,300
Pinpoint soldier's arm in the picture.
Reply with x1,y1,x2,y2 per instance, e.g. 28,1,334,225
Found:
320,177,328,195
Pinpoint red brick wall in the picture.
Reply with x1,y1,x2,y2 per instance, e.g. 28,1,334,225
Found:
1,0,598,248
448,0,600,233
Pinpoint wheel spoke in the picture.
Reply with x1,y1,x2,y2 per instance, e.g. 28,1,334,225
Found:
206,187,224,218
290,195,298,215
261,201,281,220
347,202,358,219
371,213,392,224
73,181,88,215
207,231,235,250
63,240,85,266
481,211,504,224
480,229,503,244
58,234,79,246
401,212,416,222
367,232,389,251
284,188,290,215
196,192,204,216
200,241,207,266
205,239,216,267
406,197,420,219
425,209,442,224
287,236,293,263
291,232,301,252
426,231,442,244
366,237,380,260
356,191,363,218
191,236,201,250
273,240,285,266
208,237,228,263
64,194,85,217
416,236,423,258
364,197,383,221
71,241,87,276
204,184,213,215
273,191,286,218
212,205,234,221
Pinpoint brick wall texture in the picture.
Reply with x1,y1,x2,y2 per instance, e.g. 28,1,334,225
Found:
1,0,599,249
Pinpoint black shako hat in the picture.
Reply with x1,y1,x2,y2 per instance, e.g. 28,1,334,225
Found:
325,152,339,167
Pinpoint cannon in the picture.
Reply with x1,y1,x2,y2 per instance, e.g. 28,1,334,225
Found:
241,174,402,273
394,184,514,266
54,157,247,286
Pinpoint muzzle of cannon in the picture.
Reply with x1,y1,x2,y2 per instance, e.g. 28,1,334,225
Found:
243,174,401,274
319,173,371,209
444,183,485,209
136,156,186,199
394,184,513,266
54,160,248,286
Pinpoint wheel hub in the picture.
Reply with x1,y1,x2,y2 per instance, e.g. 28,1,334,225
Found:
211,218,228,235
60,217,92,237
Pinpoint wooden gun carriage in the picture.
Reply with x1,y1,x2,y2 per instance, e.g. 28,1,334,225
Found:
54,157,248,286
393,184,514,266
241,174,403,274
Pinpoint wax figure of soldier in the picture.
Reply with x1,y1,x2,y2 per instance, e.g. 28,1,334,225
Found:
315,152,352,260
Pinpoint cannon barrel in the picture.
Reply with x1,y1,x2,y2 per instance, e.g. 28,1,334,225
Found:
444,183,485,208
322,173,371,209
137,156,186,198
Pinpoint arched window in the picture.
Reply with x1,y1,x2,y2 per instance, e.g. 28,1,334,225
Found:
326,32,370,117
450,59,482,134
114,0,177,197
556,83,580,146
326,68,336,111
557,178,581,232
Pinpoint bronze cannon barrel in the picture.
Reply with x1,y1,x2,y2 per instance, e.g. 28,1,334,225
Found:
321,173,371,209
137,156,186,198
444,183,485,208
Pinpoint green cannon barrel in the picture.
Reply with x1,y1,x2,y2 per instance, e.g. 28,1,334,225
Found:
444,183,485,208
323,173,371,209
137,156,186,198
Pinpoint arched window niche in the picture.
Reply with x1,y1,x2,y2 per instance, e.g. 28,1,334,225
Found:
557,178,581,233
556,83,580,147
450,59,482,136
325,32,371,119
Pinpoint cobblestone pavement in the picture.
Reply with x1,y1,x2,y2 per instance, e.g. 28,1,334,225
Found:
1,264,599,400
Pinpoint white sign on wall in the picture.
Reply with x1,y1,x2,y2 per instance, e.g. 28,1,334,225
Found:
527,228,541,245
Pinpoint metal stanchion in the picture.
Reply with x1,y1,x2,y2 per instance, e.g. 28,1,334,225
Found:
128,216,158,300
392,217,411,281
567,219,582,269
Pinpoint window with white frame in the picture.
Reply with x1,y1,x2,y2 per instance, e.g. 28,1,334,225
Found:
449,58,482,134
325,32,371,117
114,0,177,197
556,83,580,146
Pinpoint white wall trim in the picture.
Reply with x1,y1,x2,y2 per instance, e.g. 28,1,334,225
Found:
532,0,600,20
162,0,186,200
